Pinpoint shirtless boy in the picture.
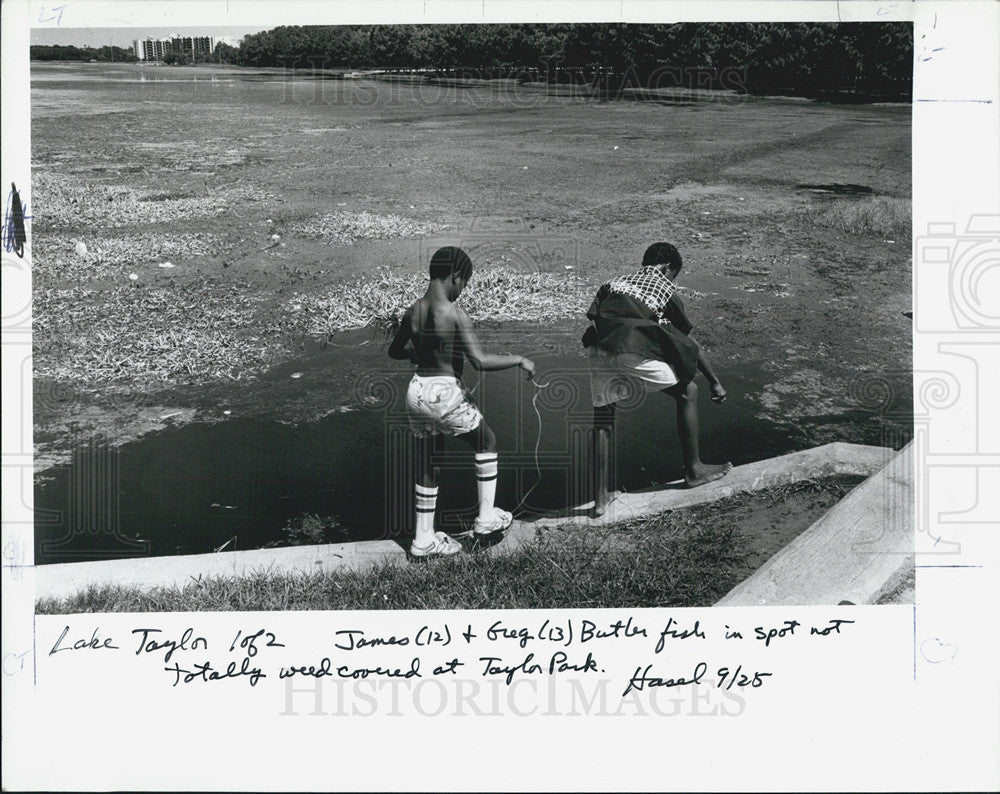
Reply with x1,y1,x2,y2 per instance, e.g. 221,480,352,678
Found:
389,246,536,558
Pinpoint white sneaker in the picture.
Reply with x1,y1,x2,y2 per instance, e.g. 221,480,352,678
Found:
473,508,514,536
409,531,463,558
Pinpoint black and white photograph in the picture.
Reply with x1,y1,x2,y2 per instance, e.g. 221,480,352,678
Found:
2,1,998,791
28,18,914,611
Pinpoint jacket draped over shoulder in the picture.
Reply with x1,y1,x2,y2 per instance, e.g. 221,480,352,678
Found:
582,269,700,386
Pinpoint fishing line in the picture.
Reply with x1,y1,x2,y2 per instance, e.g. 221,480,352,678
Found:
510,377,550,518
463,372,550,519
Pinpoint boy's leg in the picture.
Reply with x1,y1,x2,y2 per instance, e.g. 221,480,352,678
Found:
663,380,731,487
592,402,616,517
455,419,500,521
413,434,440,547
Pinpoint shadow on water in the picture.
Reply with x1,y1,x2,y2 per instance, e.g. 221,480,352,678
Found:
33,350,872,564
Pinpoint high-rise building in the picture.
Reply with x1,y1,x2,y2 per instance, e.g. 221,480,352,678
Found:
132,35,216,61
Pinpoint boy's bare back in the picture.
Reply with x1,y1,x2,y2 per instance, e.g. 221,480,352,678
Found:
388,249,533,381
403,296,467,378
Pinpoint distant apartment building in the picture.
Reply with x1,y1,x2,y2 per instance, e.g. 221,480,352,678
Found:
133,36,216,61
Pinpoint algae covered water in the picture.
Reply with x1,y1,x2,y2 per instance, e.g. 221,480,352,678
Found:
34,351,814,564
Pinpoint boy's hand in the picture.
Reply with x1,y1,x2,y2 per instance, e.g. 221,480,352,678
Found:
709,381,727,403
519,357,536,381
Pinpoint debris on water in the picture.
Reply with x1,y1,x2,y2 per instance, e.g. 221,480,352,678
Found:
613,146,619,150
295,211,446,246
741,282,791,297
290,372,302,378
33,171,274,229
290,266,594,335
128,272,139,281
74,240,88,257
223,409,232,415
885,239,895,244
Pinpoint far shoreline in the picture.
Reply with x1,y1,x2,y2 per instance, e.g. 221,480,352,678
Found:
27,60,911,105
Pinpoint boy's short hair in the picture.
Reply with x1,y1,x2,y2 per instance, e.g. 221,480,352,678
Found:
642,242,682,272
429,246,473,281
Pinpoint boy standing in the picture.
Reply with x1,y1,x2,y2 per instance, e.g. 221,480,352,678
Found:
389,246,535,558
583,242,731,516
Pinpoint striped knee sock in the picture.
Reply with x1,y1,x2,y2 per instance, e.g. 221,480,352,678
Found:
474,452,498,518
415,484,438,544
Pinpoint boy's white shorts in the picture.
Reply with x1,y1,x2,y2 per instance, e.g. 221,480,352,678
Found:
405,374,483,438
587,347,679,407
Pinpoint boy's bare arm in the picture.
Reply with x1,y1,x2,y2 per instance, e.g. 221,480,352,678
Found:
388,307,416,362
692,338,726,402
455,307,534,378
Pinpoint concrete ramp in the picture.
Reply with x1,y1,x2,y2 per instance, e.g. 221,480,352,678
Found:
524,441,891,530
715,443,913,607
35,539,409,602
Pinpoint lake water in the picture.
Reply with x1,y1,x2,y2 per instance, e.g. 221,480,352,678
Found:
34,349,804,563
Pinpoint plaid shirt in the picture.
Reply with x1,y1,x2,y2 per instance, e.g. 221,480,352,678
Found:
583,266,698,383
603,268,678,318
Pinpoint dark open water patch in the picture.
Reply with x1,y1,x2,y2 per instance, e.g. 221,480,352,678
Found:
795,183,875,195
33,352,900,564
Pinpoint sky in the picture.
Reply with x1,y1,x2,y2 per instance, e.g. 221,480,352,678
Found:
30,26,271,48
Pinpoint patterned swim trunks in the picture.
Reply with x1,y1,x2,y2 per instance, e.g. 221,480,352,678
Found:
588,346,679,407
405,374,484,438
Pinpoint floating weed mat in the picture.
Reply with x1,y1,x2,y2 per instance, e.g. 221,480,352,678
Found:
293,211,448,245
33,281,285,387
809,196,911,239
288,266,595,335
32,233,221,286
32,171,275,230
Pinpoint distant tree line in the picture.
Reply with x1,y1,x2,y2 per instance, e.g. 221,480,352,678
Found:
30,44,138,63
30,41,241,66
234,22,912,98
161,46,238,66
